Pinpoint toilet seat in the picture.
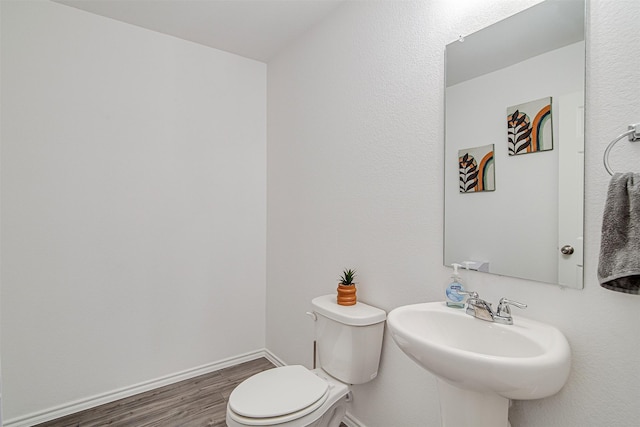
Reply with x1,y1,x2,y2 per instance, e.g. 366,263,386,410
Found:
228,365,330,425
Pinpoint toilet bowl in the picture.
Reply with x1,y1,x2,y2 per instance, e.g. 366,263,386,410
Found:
226,295,386,427
226,366,349,427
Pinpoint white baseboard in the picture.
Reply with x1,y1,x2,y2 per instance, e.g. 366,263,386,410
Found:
262,348,286,367
3,349,269,427
343,412,364,427
5,349,367,427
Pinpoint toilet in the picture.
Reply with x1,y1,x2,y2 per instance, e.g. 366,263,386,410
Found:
226,294,386,427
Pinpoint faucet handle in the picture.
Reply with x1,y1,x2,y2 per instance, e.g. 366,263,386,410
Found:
493,298,526,325
496,298,527,316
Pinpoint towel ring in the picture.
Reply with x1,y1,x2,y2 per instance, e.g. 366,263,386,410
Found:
603,123,640,176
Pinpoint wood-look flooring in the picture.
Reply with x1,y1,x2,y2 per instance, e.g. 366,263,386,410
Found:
36,358,274,427
35,358,348,427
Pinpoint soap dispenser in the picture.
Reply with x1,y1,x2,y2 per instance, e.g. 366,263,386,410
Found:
445,263,466,308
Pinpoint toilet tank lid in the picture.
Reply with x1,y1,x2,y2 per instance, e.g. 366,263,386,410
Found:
312,294,386,326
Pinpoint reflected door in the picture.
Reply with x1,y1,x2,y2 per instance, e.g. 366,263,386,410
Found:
557,91,584,287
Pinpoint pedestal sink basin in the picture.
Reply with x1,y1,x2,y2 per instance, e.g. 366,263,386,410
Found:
387,302,571,427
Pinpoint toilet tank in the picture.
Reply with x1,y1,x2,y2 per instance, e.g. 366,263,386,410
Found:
311,294,386,385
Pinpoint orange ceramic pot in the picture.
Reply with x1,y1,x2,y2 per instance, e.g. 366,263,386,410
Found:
337,285,357,306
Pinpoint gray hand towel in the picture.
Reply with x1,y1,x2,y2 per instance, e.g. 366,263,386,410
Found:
598,172,640,294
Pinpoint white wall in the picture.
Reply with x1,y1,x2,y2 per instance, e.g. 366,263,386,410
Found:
3,0,640,426
1,0,266,421
267,1,640,427
445,42,585,284
0,0,3,423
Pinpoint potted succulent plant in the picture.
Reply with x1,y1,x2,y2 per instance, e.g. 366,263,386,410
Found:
337,268,357,306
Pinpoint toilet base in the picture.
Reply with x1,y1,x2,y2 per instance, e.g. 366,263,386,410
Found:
302,395,347,427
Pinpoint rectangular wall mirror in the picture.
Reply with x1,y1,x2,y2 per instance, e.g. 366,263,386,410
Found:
444,0,586,288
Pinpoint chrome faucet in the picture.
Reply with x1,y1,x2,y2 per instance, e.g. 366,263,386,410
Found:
459,290,495,321
494,298,527,325
458,291,527,325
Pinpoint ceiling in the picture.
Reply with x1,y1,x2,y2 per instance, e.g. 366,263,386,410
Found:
53,0,346,62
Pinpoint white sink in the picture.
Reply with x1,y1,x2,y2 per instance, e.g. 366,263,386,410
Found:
387,302,571,426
